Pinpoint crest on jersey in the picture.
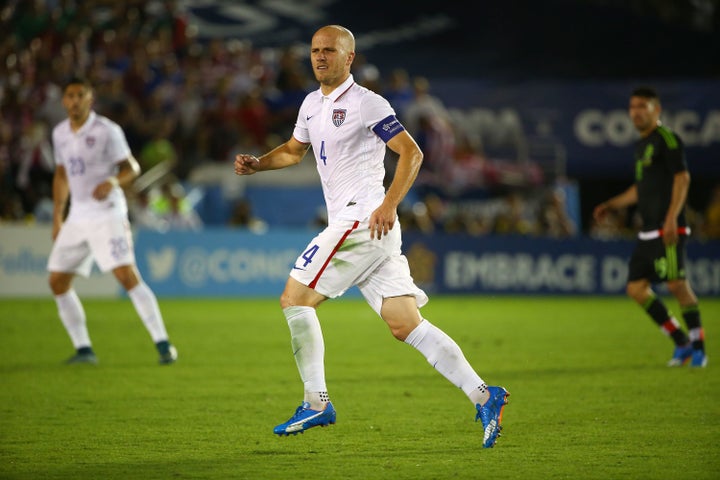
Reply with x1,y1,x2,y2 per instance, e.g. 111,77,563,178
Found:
332,109,347,127
86,136,96,148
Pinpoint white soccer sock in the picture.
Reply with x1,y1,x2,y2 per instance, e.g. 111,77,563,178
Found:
55,289,91,349
128,282,168,343
404,319,489,405
283,306,328,409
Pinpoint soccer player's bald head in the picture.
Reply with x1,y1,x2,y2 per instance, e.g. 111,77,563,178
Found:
315,25,355,55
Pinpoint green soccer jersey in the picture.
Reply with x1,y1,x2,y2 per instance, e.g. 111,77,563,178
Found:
633,125,688,231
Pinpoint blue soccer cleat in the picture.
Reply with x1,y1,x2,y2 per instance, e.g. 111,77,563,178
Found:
475,386,510,448
690,349,708,368
273,402,336,436
667,344,693,367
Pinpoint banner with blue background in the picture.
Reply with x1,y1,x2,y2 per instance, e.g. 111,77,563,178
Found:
132,229,720,298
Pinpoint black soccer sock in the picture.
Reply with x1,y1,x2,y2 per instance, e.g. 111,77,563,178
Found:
681,304,705,352
155,340,171,355
642,295,689,346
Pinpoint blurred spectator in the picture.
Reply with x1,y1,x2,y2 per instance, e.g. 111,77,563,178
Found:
228,198,268,234
398,194,446,235
589,207,632,240
235,87,271,149
537,188,577,238
0,191,25,222
16,120,54,215
402,76,452,135
402,77,456,193
13,0,52,47
139,119,177,173
399,193,492,237
446,134,488,194
413,113,456,191
493,192,537,235
3,0,713,239
702,184,720,239
265,65,310,139
383,68,414,118
151,182,203,231
351,52,381,92
129,189,169,232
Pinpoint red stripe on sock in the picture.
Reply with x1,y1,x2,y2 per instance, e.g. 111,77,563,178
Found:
661,319,678,335
309,221,360,289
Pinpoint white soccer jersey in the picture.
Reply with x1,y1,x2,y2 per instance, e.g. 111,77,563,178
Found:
293,74,405,224
52,111,131,221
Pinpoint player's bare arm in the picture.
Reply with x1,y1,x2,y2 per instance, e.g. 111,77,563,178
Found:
593,185,638,221
51,165,70,240
369,131,423,240
92,156,140,201
663,171,690,245
234,137,310,176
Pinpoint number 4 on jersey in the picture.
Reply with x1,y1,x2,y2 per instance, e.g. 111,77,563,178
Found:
320,141,327,165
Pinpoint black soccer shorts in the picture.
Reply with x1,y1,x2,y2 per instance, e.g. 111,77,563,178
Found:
627,236,688,283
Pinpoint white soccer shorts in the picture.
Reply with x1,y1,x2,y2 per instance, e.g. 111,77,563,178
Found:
289,219,428,315
47,216,136,277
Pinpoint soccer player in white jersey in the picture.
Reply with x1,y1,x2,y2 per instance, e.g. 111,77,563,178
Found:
234,25,509,448
47,77,177,365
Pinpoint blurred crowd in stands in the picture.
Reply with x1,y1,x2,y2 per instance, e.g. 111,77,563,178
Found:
1,0,719,240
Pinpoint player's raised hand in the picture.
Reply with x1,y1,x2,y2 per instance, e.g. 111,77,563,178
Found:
234,154,261,176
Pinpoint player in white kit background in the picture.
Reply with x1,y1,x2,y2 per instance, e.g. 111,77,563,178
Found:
47,77,177,365
234,25,509,448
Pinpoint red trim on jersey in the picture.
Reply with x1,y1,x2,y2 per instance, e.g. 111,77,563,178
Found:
308,221,360,289
334,83,355,102
661,226,690,236
638,226,691,240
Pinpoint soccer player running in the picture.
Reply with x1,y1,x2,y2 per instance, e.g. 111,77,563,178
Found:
593,87,707,367
234,25,509,447
48,77,178,365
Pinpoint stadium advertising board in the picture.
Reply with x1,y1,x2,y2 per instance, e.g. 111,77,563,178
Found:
131,230,720,297
4,227,717,297
133,229,312,296
404,233,720,296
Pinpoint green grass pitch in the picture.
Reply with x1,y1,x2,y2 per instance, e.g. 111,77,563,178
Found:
1,296,718,479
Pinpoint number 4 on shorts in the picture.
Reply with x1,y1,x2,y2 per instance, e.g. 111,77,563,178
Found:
301,244,320,268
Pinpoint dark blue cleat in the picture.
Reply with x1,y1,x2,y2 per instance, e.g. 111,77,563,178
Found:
690,349,707,368
65,351,98,365
667,344,693,367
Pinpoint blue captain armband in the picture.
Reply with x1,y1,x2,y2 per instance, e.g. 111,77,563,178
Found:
372,115,405,143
